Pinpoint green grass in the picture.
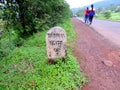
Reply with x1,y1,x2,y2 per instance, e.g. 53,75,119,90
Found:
0,19,87,90
110,13,120,21
97,12,120,21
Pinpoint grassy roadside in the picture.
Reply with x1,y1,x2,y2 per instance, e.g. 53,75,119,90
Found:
0,19,87,90
97,12,120,22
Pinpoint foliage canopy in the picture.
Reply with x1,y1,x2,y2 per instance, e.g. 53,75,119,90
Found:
1,0,70,37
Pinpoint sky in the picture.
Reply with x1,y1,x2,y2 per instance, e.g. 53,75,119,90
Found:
65,0,104,8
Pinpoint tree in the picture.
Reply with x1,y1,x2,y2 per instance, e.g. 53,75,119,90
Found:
2,0,70,37
76,8,85,17
103,11,111,19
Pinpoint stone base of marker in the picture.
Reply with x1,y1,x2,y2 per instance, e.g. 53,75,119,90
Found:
47,57,67,64
46,26,67,62
47,59,57,64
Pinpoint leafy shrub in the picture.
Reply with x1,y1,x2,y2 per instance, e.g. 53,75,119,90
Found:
103,11,111,19
2,0,71,37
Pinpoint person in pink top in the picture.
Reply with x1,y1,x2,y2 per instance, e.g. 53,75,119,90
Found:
84,7,89,23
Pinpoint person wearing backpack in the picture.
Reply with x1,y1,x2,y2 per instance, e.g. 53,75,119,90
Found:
89,4,95,24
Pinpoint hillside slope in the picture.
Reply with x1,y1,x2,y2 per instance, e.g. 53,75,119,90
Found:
71,0,120,13
94,0,120,8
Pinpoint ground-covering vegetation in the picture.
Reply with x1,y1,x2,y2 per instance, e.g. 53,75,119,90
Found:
97,12,120,21
0,20,87,90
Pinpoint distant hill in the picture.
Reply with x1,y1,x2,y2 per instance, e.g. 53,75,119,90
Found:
94,0,120,9
71,0,120,12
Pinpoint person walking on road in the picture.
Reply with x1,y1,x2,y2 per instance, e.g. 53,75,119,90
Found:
89,4,95,24
84,7,89,24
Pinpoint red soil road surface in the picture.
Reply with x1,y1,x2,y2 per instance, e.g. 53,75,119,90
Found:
72,18,120,90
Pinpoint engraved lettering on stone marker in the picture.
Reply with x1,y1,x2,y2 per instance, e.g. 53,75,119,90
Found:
47,33,65,38
49,41,62,47
46,26,67,59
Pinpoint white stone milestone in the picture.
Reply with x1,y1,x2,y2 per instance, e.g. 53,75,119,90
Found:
46,26,67,59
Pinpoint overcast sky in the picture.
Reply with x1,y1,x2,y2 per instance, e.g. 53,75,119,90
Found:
65,0,104,8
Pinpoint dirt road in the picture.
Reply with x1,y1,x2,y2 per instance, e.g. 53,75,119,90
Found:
72,18,120,90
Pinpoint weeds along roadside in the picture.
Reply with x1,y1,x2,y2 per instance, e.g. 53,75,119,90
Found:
0,19,87,90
